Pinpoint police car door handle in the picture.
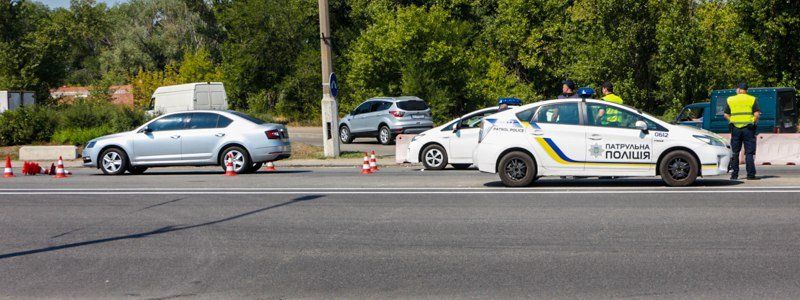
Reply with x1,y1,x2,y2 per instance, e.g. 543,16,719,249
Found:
589,134,602,140
170,135,181,139
531,130,544,136
215,133,225,137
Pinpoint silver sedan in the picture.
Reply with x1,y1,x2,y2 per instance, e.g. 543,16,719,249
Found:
83,110,291,175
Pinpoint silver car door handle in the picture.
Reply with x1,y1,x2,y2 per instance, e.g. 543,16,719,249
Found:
589,134,602,140
170,135,181,139
215,133,226,137
531,130,544,136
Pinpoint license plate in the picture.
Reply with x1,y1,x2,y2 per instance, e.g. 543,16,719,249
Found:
412,114,425,119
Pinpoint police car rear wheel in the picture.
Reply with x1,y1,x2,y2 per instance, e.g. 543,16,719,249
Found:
421,145,448,170
660,150,698,187
499,151,537,187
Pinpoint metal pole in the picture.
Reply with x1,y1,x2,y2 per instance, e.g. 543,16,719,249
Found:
318,0,339,157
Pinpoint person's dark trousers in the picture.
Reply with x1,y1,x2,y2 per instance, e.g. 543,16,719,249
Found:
729,125,757,178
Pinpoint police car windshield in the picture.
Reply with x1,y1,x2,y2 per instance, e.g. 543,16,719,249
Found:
230,111,265,125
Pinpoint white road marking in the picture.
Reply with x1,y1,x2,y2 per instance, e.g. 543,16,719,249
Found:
1,186,799,191
0,189,799,195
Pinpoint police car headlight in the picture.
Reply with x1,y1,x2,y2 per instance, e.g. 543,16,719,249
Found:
693,135,725,147
411,133,425,142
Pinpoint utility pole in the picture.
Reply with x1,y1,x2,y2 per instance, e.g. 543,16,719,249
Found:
318,0,340,157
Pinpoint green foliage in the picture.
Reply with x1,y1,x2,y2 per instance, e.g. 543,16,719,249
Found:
51,126,115,145
0,106,58,146
1,0,798,124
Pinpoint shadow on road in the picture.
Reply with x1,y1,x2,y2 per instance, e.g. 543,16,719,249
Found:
483,178,745,187
0,195,324,260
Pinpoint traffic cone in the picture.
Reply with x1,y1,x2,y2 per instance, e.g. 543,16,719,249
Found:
224,153,237,176
264,161,277,171
21,161,29,176
370,151,379,172
3,156,14,178
54,156,68,178
360,153,372,174
48,163,55,175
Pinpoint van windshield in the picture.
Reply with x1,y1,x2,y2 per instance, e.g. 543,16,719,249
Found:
397,100,429,111
230,111,265,124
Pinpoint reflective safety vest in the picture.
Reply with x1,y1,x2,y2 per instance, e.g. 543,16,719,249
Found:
727,94,756,128
601,94,624,124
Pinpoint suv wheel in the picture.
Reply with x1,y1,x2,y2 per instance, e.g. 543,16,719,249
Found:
99,148,129,175
340,125,353,144
660,150,698,187
498,151,537,187
421,144,448,170
378,126,394,145
220,146,252,174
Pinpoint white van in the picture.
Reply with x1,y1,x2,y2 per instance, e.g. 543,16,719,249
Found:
0,91,35,113
150,82,228,114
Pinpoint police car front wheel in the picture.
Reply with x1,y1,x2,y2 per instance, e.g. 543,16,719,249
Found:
659,150,699,187
498,151,538,187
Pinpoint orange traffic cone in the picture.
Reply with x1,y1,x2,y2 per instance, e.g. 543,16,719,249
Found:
361,153,372,174
264,161,277,171
370,151,379,172
3,156,14,178
54,156,68,178
224,153,237,176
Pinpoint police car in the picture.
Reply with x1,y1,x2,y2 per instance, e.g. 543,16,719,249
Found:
407,98,521,170
473,96,732,187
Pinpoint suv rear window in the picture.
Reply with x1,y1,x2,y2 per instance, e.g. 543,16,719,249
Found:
396,100,429,111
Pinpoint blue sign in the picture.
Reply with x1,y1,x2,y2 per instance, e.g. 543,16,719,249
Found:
329,73,339,98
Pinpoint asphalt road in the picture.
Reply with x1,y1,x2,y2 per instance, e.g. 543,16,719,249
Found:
289,127,397,156
1,166,800,298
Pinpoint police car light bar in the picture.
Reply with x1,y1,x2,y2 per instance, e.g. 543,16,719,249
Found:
577,87,595,99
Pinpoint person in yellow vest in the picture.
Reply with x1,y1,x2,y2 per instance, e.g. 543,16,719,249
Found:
724,83,761,180
595,81,623,126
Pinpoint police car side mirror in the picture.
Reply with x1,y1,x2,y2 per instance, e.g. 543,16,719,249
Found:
635,120,648,132
453,120,461,132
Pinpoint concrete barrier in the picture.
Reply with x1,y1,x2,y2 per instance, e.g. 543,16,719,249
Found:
395,134,417,164
19,146,78,161
721,133,800,165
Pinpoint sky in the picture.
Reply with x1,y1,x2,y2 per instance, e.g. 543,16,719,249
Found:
38,0,128,9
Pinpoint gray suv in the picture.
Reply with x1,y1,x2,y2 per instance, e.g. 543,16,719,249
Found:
339,96,434,145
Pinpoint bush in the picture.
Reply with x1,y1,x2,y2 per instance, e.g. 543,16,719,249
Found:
0,106,58,146
51,126,116,145
0,100,150,146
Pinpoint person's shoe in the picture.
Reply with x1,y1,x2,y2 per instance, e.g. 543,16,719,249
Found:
746,176,759,180
730,175,738,180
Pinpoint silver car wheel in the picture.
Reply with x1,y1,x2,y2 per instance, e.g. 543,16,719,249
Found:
340,127,349,142
425,149,444,167
102,151,123,173
227,150,246,172
380,128,390,144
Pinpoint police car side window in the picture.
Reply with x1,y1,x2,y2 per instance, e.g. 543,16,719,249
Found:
587,103,644,129
535,103,579,125
459,110,497,129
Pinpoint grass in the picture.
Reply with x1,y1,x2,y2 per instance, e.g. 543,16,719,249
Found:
289,142,368,160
